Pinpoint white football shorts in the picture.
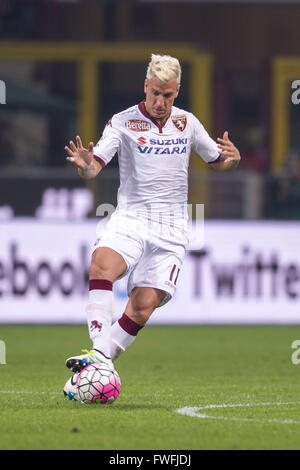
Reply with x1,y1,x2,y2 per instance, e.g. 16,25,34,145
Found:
93,211,188,307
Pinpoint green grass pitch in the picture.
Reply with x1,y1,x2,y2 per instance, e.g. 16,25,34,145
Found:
1,324,300,450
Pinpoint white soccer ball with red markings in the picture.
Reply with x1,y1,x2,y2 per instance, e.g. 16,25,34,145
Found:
76,363,121,404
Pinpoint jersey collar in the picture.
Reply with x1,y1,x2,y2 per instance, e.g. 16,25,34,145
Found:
138,100,170,134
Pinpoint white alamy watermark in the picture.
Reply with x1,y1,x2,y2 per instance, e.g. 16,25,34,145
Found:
0,80,6,104
291,340,300,365
0,340,6,364
95,202,205,247
291,80,300,105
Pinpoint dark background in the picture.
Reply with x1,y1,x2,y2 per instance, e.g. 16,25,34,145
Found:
0,0,299,219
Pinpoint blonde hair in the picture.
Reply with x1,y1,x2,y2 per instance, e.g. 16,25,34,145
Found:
146,54,181,85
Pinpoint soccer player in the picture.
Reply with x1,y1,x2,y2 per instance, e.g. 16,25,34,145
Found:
63,54,240,398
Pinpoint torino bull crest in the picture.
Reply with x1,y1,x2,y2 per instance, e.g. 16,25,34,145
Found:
171,115,187,131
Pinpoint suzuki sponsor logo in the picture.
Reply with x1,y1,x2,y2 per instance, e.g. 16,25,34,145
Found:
150,138,187,145
137,138,188,155
126,119,151,131
138,146,187,155
137,136,147,146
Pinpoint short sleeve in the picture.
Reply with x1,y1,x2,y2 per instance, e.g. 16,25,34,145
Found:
93,115,122,167
190,113,220,163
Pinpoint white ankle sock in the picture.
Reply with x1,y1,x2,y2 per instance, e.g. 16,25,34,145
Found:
87,280,114,358
110,313,144,361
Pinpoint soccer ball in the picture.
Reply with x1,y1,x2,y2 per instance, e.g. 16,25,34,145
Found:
76,362,121,404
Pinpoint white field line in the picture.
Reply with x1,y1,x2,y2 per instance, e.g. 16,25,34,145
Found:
1,390,299,424
0,390,61,395
176,402,300,425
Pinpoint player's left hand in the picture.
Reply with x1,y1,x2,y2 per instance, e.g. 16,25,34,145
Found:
217,131,241,165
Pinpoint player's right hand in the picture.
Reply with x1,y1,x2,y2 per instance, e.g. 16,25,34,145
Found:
65,136,94,170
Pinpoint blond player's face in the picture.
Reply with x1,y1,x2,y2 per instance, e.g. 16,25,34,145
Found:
144,77,179,123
